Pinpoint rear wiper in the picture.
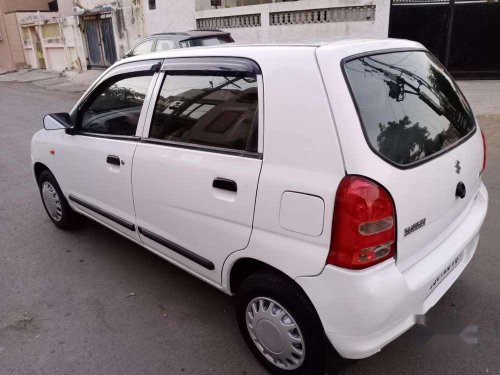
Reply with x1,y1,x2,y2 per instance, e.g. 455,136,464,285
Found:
224,76,241,89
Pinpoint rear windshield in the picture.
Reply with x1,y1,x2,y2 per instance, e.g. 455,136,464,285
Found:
180,36,233,48
343,51,475,166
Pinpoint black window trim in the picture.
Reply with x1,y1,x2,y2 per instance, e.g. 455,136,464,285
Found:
160,56,262,75
341,47,477,170
140,138,263,159
73,66,158,140
72,132,141,141
143,56,263,159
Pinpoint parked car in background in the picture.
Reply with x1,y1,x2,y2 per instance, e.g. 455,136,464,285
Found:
32,39,488,374
123,30,234,58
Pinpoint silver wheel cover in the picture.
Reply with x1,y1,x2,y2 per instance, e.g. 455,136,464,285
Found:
41,181,63,222
246,297,305,370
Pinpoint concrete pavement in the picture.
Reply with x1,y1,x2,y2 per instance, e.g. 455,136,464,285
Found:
458,80,500,116
0,79,499,374
0,69,103,93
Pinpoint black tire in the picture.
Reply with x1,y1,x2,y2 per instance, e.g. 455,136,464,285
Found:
235,271,327,375
38,169,79,230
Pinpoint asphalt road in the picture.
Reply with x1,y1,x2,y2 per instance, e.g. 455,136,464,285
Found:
0,81,499,375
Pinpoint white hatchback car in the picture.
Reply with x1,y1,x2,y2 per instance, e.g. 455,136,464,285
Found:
32,39,488,374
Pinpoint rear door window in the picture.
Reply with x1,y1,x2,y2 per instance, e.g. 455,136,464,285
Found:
149,62,259,153
343,51,475,166
179,36,233,48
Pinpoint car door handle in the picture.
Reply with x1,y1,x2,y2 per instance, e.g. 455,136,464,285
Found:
213,178,237,192
106,155,121,166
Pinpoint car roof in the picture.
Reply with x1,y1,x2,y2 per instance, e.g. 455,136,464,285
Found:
119,38,425,66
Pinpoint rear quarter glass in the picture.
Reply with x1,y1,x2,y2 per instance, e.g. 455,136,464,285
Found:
343,50,476,168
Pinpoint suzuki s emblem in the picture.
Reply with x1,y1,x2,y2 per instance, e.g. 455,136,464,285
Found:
455,160,461,174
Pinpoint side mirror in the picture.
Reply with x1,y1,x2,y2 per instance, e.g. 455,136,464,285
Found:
43,112,73,131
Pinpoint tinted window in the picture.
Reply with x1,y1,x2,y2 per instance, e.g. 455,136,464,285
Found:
179,36,233,48
131,40,154,56
81,75,153,136
155,39,175,51
149,72,258,152
344,51,475,166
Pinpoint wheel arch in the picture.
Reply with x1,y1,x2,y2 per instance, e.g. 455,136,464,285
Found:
34,162,52,182
228,257,303,295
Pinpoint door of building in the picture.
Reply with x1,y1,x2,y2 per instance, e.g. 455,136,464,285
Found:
30,27,46,69
83,13,118,68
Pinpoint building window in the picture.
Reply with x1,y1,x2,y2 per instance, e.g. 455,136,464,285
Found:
149,0,156,10
48,0,58,12
41,23,61,39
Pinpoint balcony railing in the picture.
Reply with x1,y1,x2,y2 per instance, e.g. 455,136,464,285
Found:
270,6,375,25
197,13,261,29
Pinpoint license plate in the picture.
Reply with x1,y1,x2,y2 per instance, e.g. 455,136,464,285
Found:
427,251,464,297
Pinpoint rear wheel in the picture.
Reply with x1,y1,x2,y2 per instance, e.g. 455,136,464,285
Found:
38,170,78,230
235,271,326,375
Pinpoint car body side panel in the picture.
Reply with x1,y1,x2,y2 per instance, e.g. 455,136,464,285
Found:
31,128,65,184
221,47,346,286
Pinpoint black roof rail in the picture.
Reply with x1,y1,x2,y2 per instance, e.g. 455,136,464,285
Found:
189,29,225,32
152,32,187,36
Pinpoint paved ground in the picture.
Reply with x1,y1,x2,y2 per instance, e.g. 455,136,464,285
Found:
458,80,500,116
0,80,499,375
0,69,103,93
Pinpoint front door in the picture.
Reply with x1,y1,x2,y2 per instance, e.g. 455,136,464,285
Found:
31,27,46,69
132,58,263,284
57,61,159,238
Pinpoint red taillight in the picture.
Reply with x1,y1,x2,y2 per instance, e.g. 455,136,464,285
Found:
481,130,487,172
327,176,396,270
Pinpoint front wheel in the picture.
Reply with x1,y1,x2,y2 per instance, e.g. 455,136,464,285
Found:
38,169,79,230
235,271,327,375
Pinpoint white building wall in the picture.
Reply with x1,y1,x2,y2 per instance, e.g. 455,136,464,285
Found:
56,0,74,16
111,1,146,57
60,15,87,70
44,45,67,70
16,12,38,68
143,0,197,34
48,0,391,71
196,0,390,43
16,12,70,71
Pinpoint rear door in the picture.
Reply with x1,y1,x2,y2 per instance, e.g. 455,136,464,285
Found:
132,57,263,284
318,47,484,270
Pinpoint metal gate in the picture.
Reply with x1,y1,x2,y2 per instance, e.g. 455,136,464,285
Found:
389,0,500,79
83,13,117,68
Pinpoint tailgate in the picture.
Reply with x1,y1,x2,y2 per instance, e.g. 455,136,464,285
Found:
317,47,484,270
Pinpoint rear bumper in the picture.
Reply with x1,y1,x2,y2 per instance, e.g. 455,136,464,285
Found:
296,182,488,359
